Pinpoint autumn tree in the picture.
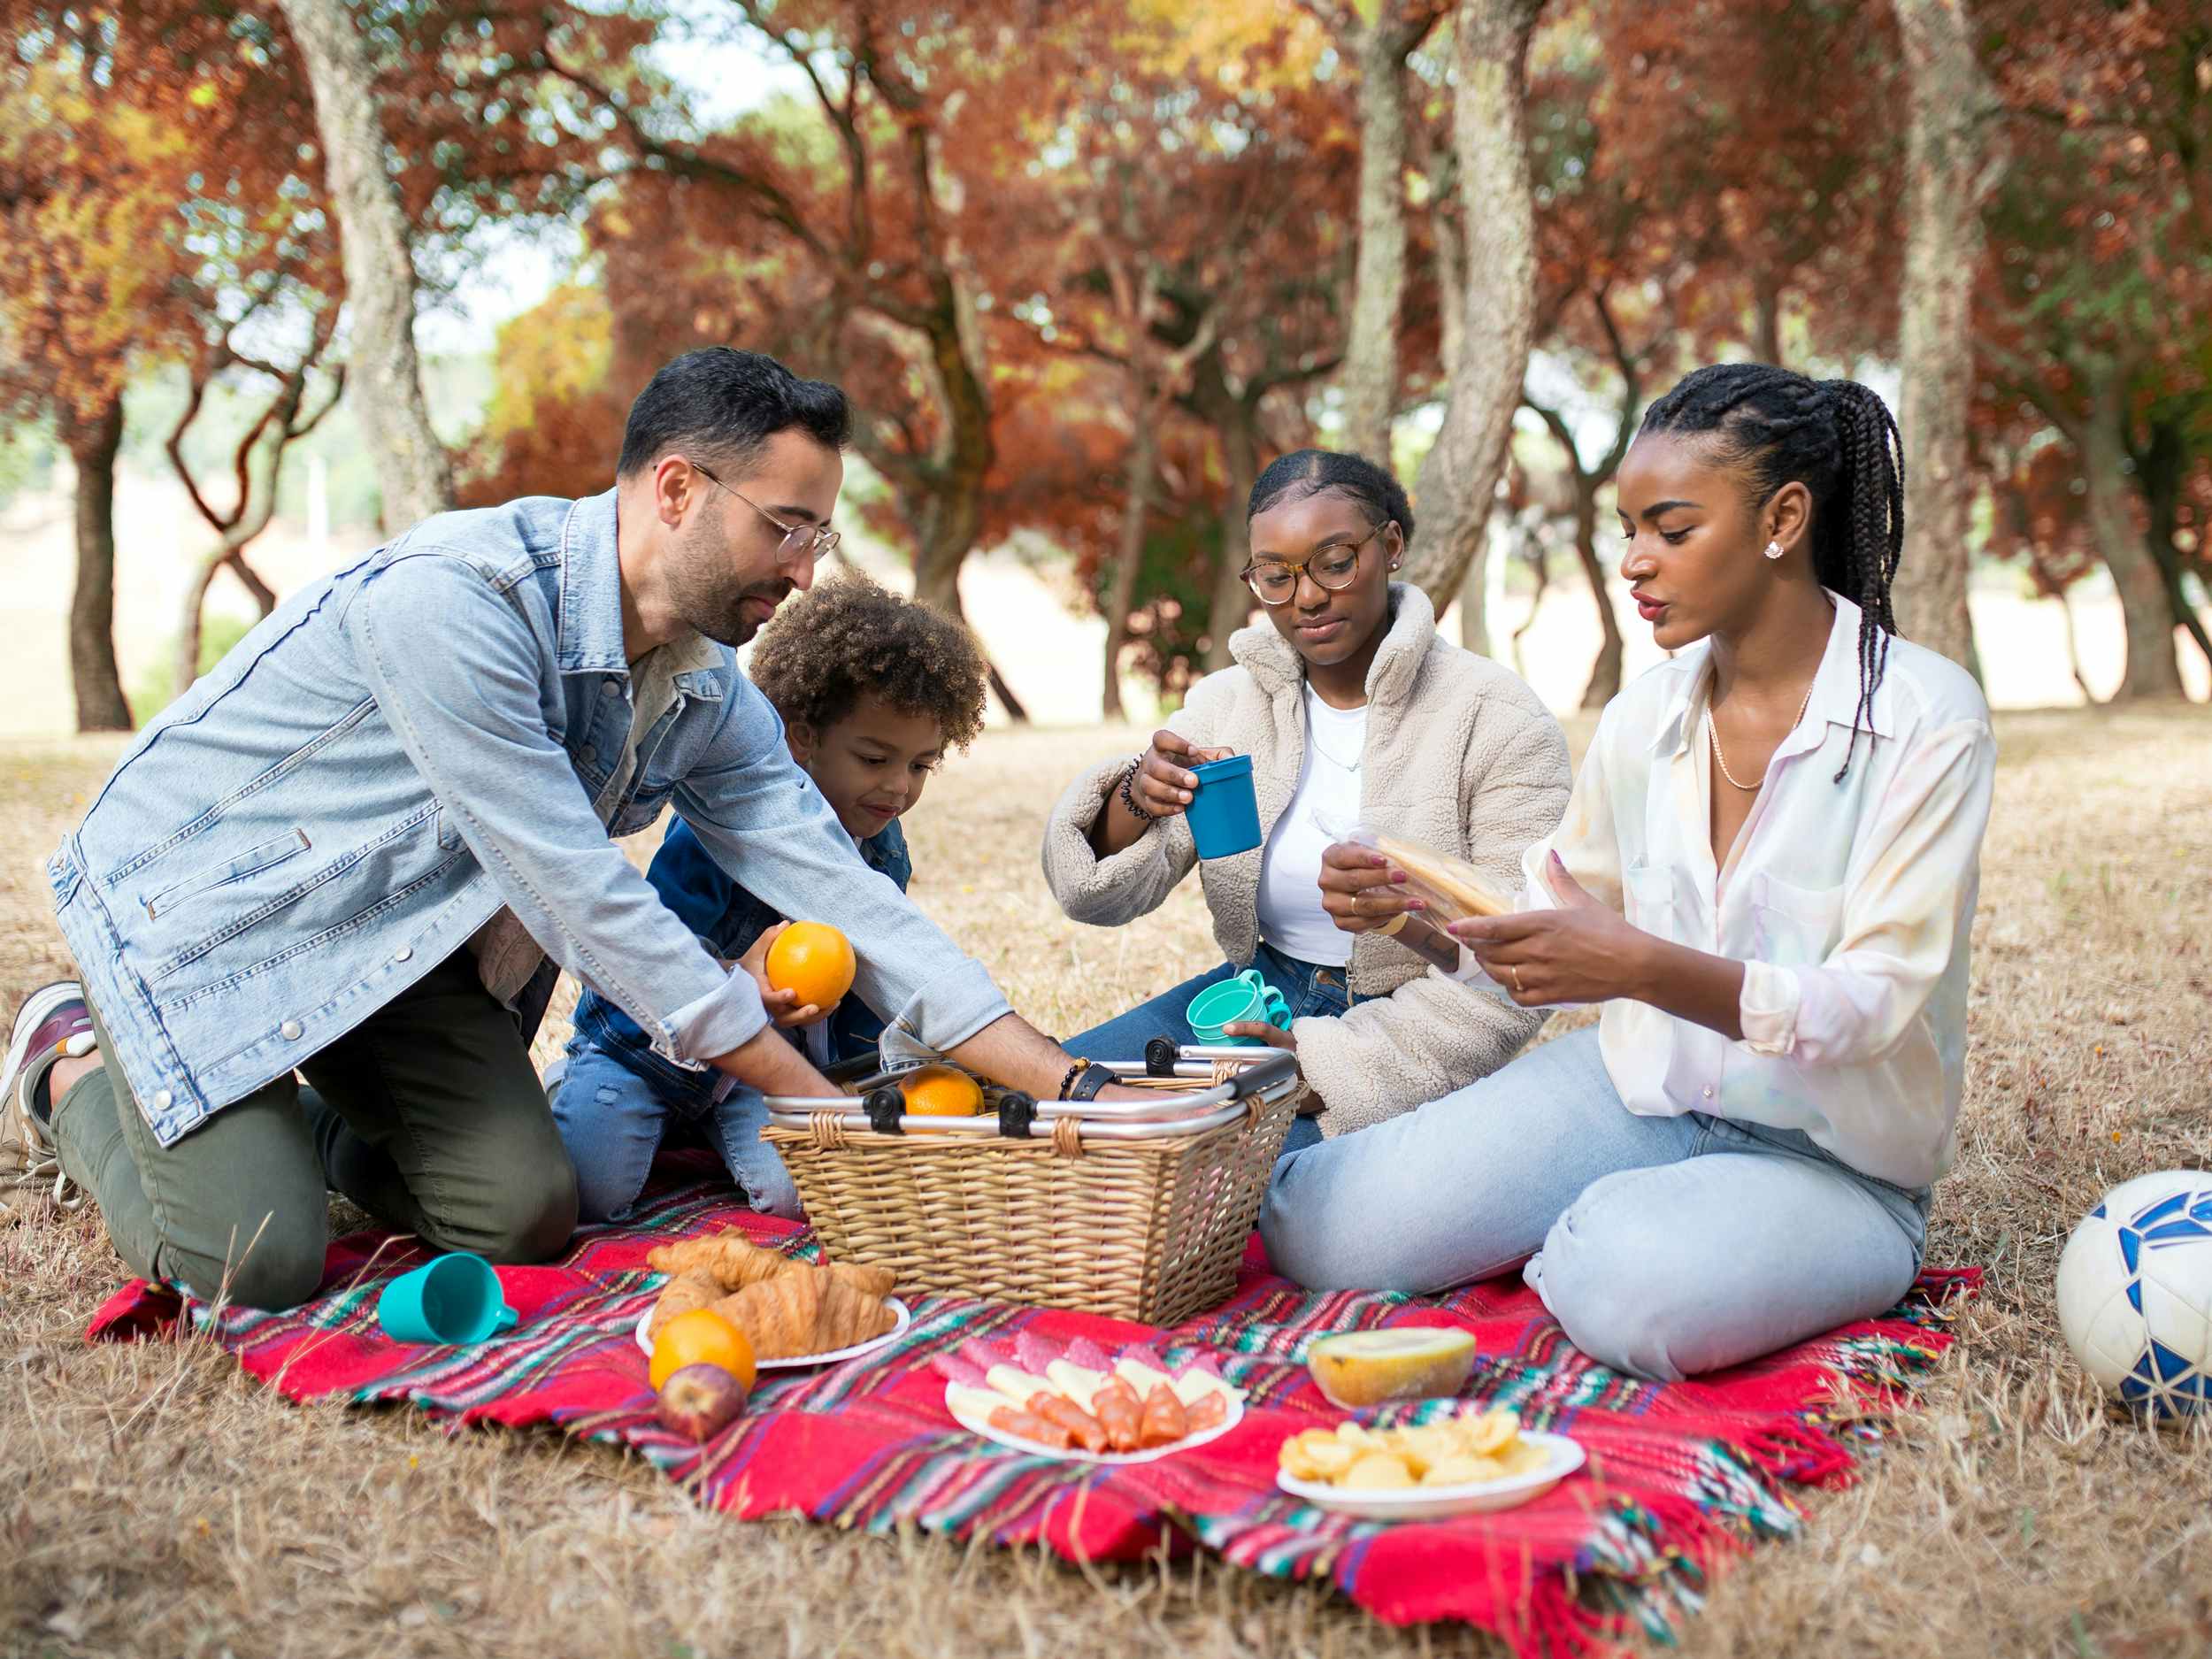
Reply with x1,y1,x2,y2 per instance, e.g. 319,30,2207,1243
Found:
1973,0,2211,699
0,3,320,730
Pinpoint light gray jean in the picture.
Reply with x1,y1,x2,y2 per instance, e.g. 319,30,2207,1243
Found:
1258,1025,1929,1381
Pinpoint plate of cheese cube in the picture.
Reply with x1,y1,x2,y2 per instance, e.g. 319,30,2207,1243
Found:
1275,1407,1584,1518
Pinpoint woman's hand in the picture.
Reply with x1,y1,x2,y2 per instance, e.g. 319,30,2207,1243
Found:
1447,853,1654,1008
1090,729,1233,856
737,922,829,1029
1127,728,1233,821
1317,841,1424,934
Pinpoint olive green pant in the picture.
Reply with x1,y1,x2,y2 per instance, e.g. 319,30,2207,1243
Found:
54,949,579,1310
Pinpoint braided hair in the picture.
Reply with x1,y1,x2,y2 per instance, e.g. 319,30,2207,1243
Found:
1248,449,1415,542
1637,364,1905,782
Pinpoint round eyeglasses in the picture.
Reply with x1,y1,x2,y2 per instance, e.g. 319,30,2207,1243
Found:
1240,520,1391,606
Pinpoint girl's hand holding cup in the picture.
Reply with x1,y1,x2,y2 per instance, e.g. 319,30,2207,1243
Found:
1131,728,1233,820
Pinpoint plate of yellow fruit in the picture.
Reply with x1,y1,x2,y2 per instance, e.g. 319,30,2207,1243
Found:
1275,1407,1583,1519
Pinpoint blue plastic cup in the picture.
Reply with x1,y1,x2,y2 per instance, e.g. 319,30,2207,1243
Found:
1186,970,1293,1044
1185,754,1261,858
376,1252,518,1346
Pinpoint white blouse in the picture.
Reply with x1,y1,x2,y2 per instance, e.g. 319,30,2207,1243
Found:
1457,595,1996,1189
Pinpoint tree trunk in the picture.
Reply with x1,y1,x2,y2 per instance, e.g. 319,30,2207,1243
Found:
274,0,453,529
2134,409,2212,672
2082,374,2185,699
1204,406,1262,672
1457,544,1488,657
1753,276,1785,366
1403,0,1545,607
1891,0,2004,676
60,396,133,732
1571,489,1624,707
1102,409,1160,721
1340,16,1421,462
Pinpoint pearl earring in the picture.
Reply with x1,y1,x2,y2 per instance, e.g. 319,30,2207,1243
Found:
1763,541,1785,561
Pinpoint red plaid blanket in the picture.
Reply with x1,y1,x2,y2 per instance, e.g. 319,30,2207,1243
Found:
89,1173,1975,1657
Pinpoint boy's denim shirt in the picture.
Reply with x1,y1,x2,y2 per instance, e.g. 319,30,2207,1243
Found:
568,816,910,1110
44,489,1008,1147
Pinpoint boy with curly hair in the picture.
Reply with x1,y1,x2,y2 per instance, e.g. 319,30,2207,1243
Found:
551,572,990,1219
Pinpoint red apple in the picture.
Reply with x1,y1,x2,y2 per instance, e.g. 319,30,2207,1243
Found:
656,1362,749,1442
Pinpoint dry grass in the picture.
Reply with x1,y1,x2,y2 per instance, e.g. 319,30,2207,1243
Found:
4,708,2210,1659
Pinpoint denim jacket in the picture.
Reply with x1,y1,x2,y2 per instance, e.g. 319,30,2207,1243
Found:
568,816,910,1110
45,489,1008,1147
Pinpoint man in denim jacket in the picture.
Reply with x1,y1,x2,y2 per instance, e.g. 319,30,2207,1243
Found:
4,349,1100,1309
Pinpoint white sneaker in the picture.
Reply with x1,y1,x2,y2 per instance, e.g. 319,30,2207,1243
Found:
1,981,95,1212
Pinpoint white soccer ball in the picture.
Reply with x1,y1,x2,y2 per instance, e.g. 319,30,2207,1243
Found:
2055,1170,2212,1418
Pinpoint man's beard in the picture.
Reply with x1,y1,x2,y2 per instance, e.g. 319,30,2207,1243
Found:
670,518,791,645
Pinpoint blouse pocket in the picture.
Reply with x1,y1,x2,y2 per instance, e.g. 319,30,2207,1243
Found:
1623,862,1676,936
1751,870,1845,967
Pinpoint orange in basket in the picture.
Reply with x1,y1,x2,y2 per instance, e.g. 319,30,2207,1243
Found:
900,1064,985,1117
764,921,856,1009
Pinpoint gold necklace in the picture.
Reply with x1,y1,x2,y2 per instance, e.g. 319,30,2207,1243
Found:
1707,680,1816,792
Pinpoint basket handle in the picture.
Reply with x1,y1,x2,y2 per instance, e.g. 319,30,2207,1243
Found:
1050,1116,1084,1158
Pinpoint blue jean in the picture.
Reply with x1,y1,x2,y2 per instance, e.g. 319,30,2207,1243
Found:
548,1033,801,1223
1064,940,1348,1160
1258,1025,1929,1381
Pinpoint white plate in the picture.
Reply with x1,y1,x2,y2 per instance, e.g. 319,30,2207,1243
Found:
946,1382,1245,1465
634,1297,910,1370
1275,1429,1586,1519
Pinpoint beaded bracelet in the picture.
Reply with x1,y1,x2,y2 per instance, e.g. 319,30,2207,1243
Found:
1117,757,1163,825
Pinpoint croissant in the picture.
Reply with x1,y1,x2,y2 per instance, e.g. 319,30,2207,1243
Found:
714,1268,825,1361
823,1261,896,1300
646,1231,794,1291
646,1269,722,1340
816,1271,898,1350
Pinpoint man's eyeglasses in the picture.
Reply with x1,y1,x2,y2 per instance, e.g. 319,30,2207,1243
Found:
1241,520,1391,606
687,458,841,563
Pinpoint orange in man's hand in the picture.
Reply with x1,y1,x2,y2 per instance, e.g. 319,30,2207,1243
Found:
899,1064,985,1117
649,1308,757,1393
764,921,856,1010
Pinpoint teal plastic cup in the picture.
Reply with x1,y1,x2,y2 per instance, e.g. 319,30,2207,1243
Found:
1185,754,1262,858
1186,969,1292,1045
376,1252,518,1346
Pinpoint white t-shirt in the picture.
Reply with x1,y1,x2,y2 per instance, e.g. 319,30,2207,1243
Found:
1255,686,1367,966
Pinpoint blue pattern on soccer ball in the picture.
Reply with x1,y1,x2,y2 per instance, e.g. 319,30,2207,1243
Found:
2107,1183,2212,1420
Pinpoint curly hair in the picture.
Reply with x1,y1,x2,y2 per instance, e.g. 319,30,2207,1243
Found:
1637,364,1905,783
748,569,990,751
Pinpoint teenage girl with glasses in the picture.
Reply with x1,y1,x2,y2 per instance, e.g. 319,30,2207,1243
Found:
1040,449,1573,1150
1262,366,1998,1381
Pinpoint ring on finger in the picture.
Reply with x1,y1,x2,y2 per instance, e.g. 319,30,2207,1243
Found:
1509,964,1525,994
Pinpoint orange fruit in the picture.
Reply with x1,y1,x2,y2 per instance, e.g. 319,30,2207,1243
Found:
649,1308,757,1393
899,1064,985,1117
764,921,856,1010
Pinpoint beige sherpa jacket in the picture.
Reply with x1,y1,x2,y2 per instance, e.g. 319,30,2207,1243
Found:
1041,584,1572,1136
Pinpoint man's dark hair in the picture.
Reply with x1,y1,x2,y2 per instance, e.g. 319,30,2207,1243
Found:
1638,363,1905,782
617,348,850,479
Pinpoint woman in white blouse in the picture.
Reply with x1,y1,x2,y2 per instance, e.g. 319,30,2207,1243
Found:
1260,365,1997,1381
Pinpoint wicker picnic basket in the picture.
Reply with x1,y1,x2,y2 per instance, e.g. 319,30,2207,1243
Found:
762,1049,1303,1327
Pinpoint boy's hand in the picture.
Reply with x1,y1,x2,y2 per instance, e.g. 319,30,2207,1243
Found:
737,922,833,1029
